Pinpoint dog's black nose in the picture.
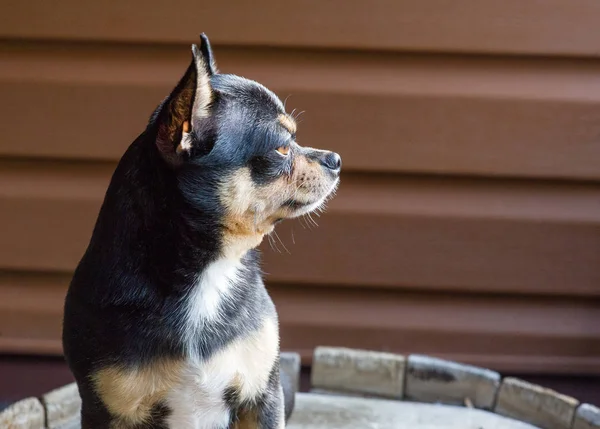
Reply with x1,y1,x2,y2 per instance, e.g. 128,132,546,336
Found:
320,151,342,173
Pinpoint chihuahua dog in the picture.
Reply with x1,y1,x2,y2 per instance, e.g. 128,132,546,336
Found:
62,34,340,429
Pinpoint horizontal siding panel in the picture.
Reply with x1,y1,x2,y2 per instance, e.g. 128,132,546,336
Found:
0,160,598,295
2,0,600,57
0,272,66,355
269,213,600,297
1,271,599,374
2,44,600,179
274,285,600,374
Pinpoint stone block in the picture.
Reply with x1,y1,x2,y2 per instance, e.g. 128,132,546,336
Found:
0,397,44,429
405,354,500,409
495,377,578,429
280,352,301,392
310,346,405,399
280,351,301,420
574,404,600,429
50,420,81,429
42,383,81,429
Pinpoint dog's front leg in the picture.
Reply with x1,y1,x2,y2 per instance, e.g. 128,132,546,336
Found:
257,381,286,429
233,375,285,429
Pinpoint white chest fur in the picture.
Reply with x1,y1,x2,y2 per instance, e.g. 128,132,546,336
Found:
184,258,242,329
167,259,280,429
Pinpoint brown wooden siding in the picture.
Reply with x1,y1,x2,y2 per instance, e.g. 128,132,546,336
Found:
3,0,600,57
1,1,599,375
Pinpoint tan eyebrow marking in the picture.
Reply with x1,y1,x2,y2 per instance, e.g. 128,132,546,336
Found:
278,113,297,135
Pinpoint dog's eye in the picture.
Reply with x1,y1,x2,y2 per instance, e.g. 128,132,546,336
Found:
276,146,290,156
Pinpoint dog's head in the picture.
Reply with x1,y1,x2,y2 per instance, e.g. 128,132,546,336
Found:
151,34,340,258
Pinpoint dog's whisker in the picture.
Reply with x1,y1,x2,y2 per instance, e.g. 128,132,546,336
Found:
292,110,305,121
299,215,309,230
267,233,280,253
273,230,290,254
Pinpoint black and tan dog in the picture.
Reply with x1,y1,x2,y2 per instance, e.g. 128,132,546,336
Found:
62,34,340,429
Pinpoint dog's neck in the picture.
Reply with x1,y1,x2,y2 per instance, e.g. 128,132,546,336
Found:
220,214,275,260
93,135,276,296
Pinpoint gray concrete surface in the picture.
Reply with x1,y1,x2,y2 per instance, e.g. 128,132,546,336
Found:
288,393,541,429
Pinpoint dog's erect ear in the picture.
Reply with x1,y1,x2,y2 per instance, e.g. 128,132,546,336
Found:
155,33,218,165
198,33,218,76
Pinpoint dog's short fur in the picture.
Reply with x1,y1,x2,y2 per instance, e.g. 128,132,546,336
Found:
62,34,341,429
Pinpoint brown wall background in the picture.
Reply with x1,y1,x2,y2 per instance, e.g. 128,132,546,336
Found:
0,1,599,376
